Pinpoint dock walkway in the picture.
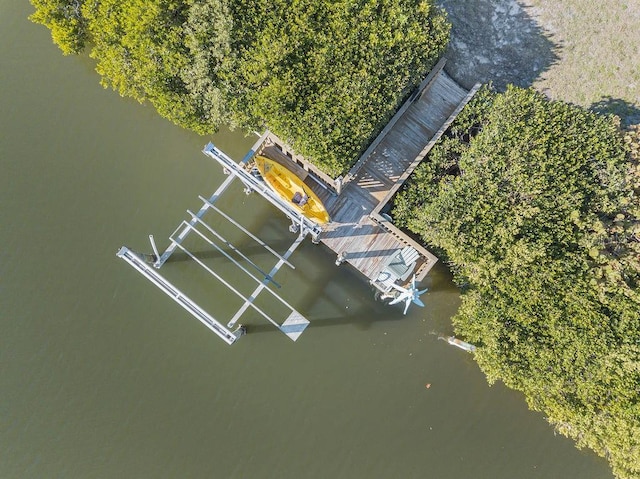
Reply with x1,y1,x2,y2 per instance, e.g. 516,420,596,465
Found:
259,60,479,291
118,59,481,344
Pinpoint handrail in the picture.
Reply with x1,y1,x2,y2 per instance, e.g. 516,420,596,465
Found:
343,57,448,186
371,82,482,218
261,132,342,194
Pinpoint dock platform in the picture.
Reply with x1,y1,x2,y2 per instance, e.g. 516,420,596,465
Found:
118,58,480,344
255,60,480,292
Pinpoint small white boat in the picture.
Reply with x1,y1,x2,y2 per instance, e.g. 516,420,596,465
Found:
444,336,476,352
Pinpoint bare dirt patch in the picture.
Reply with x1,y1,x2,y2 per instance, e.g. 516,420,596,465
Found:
437,0,640,125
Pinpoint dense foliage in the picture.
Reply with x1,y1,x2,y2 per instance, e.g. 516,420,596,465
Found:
34,1,640,476
394,86,640,479
30,0,449,175
30,0,90,54
228,0,449,175
32,0,233,133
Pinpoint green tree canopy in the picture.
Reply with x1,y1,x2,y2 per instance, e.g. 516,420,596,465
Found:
394,86,640,479
80,0,231,132
30,0,449,174
229,0,449,175
30,0,89,54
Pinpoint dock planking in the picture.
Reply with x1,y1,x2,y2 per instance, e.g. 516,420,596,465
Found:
257,61,477,291
118,61,480,345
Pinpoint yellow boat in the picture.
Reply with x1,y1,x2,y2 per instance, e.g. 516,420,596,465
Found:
254,155,330,224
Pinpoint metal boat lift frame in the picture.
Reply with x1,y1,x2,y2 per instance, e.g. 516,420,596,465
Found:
117,132,323,345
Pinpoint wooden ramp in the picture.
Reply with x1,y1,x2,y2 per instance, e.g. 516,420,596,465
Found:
118,59,481,345
274,60,481,291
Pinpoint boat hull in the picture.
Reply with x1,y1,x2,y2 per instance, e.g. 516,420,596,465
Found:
255,155,330,224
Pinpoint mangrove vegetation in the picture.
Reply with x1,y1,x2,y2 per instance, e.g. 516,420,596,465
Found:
30,1,640,477
394,86,640,479
29,0,449,175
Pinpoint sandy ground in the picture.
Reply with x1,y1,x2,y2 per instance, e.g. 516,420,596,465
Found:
436,0,640,125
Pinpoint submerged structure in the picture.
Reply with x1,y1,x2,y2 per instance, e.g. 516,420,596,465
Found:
118,59,479,345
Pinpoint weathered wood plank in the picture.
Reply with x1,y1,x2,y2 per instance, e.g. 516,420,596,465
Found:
254,66,475,289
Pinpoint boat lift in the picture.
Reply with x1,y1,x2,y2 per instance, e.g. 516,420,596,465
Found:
117,132,323,345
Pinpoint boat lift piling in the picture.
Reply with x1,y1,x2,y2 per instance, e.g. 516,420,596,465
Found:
116,246,244,345
201,142,323,243
195,195,296,270
227,231,306,329
154,172,237,268
117,132,321,344
117,63,479,345
184,211,282,288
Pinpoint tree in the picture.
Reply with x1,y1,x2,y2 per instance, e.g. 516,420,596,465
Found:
30,0,89,54
229,0,449,175
180,0,233,130
30,0,450,173
394,86,640,479
82,0,231,133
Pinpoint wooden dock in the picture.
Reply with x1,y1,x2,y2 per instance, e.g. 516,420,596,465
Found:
257,59,480,292
118,59,481,344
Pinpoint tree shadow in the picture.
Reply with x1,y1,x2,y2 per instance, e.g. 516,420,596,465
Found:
589,96,640,127
436,0,560,90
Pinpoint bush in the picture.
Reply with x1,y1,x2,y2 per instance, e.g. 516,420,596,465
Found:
229,0,450,175
31,0,450,176
395,85,640,479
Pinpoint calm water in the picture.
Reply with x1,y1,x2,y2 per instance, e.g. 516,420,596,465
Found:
1,2,613,478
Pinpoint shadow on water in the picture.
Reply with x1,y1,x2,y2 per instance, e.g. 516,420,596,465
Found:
242,300,404,336
244,257,457,337
435,0,560,90
589,97,640,127
163,239,299,263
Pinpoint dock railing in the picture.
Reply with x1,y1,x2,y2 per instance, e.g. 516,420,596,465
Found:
371,82,481,215
368,213,438,281
342,57,448,187
261,132,343,194
366,82,481,280
253,67,479,287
